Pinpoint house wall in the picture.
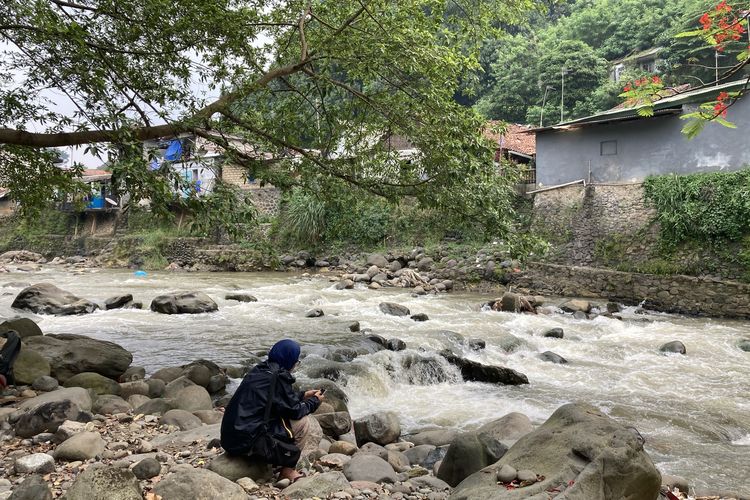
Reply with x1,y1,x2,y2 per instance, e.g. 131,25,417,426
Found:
536,96,750,186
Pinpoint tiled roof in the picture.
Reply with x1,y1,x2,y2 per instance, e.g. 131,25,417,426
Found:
484,122,536,156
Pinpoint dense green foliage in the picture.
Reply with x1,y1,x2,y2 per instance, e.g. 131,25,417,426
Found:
1,0,535,239
472,0,749,125
644,169,750,246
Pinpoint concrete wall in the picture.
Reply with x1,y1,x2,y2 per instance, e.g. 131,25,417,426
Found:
513,262,750,319
536,97,750,186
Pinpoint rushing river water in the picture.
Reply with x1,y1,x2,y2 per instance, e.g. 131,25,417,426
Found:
1,268,749,494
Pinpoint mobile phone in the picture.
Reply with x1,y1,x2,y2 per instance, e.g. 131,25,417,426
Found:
319,388,326,395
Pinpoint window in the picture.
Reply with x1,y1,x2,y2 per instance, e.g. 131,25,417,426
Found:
600,140,617,156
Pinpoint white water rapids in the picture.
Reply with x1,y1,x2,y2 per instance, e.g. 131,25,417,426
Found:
1,268,748,494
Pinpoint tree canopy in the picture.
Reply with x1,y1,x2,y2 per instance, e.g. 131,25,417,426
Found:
0,0,535,234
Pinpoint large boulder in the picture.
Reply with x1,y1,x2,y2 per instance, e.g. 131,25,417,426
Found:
13,350,51,385
9,474,53,500
440,351,528,385
92,395,131,415
150,292,218,314
104,294,134,310
354,412,401,446
161,409,202,431
64,372,122,396
153,466,248,500
408,428,458,447
23,334,132,383
0,318,43,339
366,253,389,268
134,398,175,416
450,403,662,500
659,341,686,355
476,412,534,443
18,387,93,412
437,431,507,487
343,454,398,483
61,466,142,500
559,299,592,314
379,302,410,317
314,411,352,438
207,453,272,481
282,471,350,499
11,283,98,316
15,400,91,438
54,431,106,461
172,385,212,412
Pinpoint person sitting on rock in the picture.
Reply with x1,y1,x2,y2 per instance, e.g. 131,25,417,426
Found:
220,339,323,483
0,330,21,390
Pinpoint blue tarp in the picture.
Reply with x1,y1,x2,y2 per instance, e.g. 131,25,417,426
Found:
164,139,182,161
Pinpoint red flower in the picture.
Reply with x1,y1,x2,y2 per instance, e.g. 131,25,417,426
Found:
623,84,632,92
717,91,729,102
700,12,712,30
714,102,728,117
716,1,731,13
651,76,662,84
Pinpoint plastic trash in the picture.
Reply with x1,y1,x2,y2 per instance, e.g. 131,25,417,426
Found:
134,270,147,277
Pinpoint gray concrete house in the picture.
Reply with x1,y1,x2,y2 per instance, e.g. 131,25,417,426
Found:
533,80,750,187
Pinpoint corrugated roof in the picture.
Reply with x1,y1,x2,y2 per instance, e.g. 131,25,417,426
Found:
530,79,748,132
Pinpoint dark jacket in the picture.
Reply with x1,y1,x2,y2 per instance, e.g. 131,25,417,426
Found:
220,360,320,456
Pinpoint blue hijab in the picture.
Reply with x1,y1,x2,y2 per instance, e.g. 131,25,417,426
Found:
268,339,301,371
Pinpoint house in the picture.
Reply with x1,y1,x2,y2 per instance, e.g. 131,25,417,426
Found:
59,169,121,212
484,122,537,184
0,189,15,216
142,134,218,195
610,47,663,82
531,80,750,187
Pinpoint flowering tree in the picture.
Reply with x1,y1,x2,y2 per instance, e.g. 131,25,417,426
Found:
620,1,749,137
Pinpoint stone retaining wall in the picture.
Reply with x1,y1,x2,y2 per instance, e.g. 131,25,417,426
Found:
248,187,281,216
532,183,657,266
513,262,750,319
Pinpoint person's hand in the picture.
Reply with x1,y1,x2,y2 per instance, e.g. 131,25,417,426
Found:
314,390,325,401
303,389,318,400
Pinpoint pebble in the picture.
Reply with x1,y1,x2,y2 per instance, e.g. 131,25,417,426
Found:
274,478,291,488
517,469,537,483
496,464,517,483
237,477,259,493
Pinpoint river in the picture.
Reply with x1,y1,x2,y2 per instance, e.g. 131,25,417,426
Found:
1,268,749,494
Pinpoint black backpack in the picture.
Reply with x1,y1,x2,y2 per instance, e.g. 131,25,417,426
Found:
0,330,21,386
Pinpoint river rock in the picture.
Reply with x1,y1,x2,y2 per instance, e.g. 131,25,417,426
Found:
62,466,142,500
329,440,357,455
659,341,686,355
14,453,55,474
436,431,507,487
32,376,59,392
320,452,351,467
15,400,90,438
118,380,149,399
13,350,51,385
539,351,568,364
410,313,429,322
282,471,351,499
335,279,354,290
23,334,132,383
477,412,534,443
496,334,529,353
134,398,175,416
150,291,218,314
450,403,662,500
54,431,105,461
440,350,528,385
164,375,197,398
305,308,324,318
55,420,87,441
8,474,52,500
104,294,133,310
408,429,458,447
151,366,183,384
92,395,131,415
127,394,152,410
367,254,389,268
387,449,410,471
738,338,750,352
0,318,42,339
64,372,121,395
11,283,98,316
225,293,257,302
559,299,592,314
207,453,272,481
146,378,166,398
192,409,223,424
120,366,146,382
467,338,486,350
354,412,401,446
386,338,406,351
497,463,518,483
357,441,388,460
181,364,211,388
161,409,202,431
343,454,398,483
379,302,410,317
315,411,352,438
173,385,212,412
19,387,93,412
542,327,564,339
129,457,160,479
404,444,436,466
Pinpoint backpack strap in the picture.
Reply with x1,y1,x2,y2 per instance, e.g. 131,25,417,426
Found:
262,368,278,427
